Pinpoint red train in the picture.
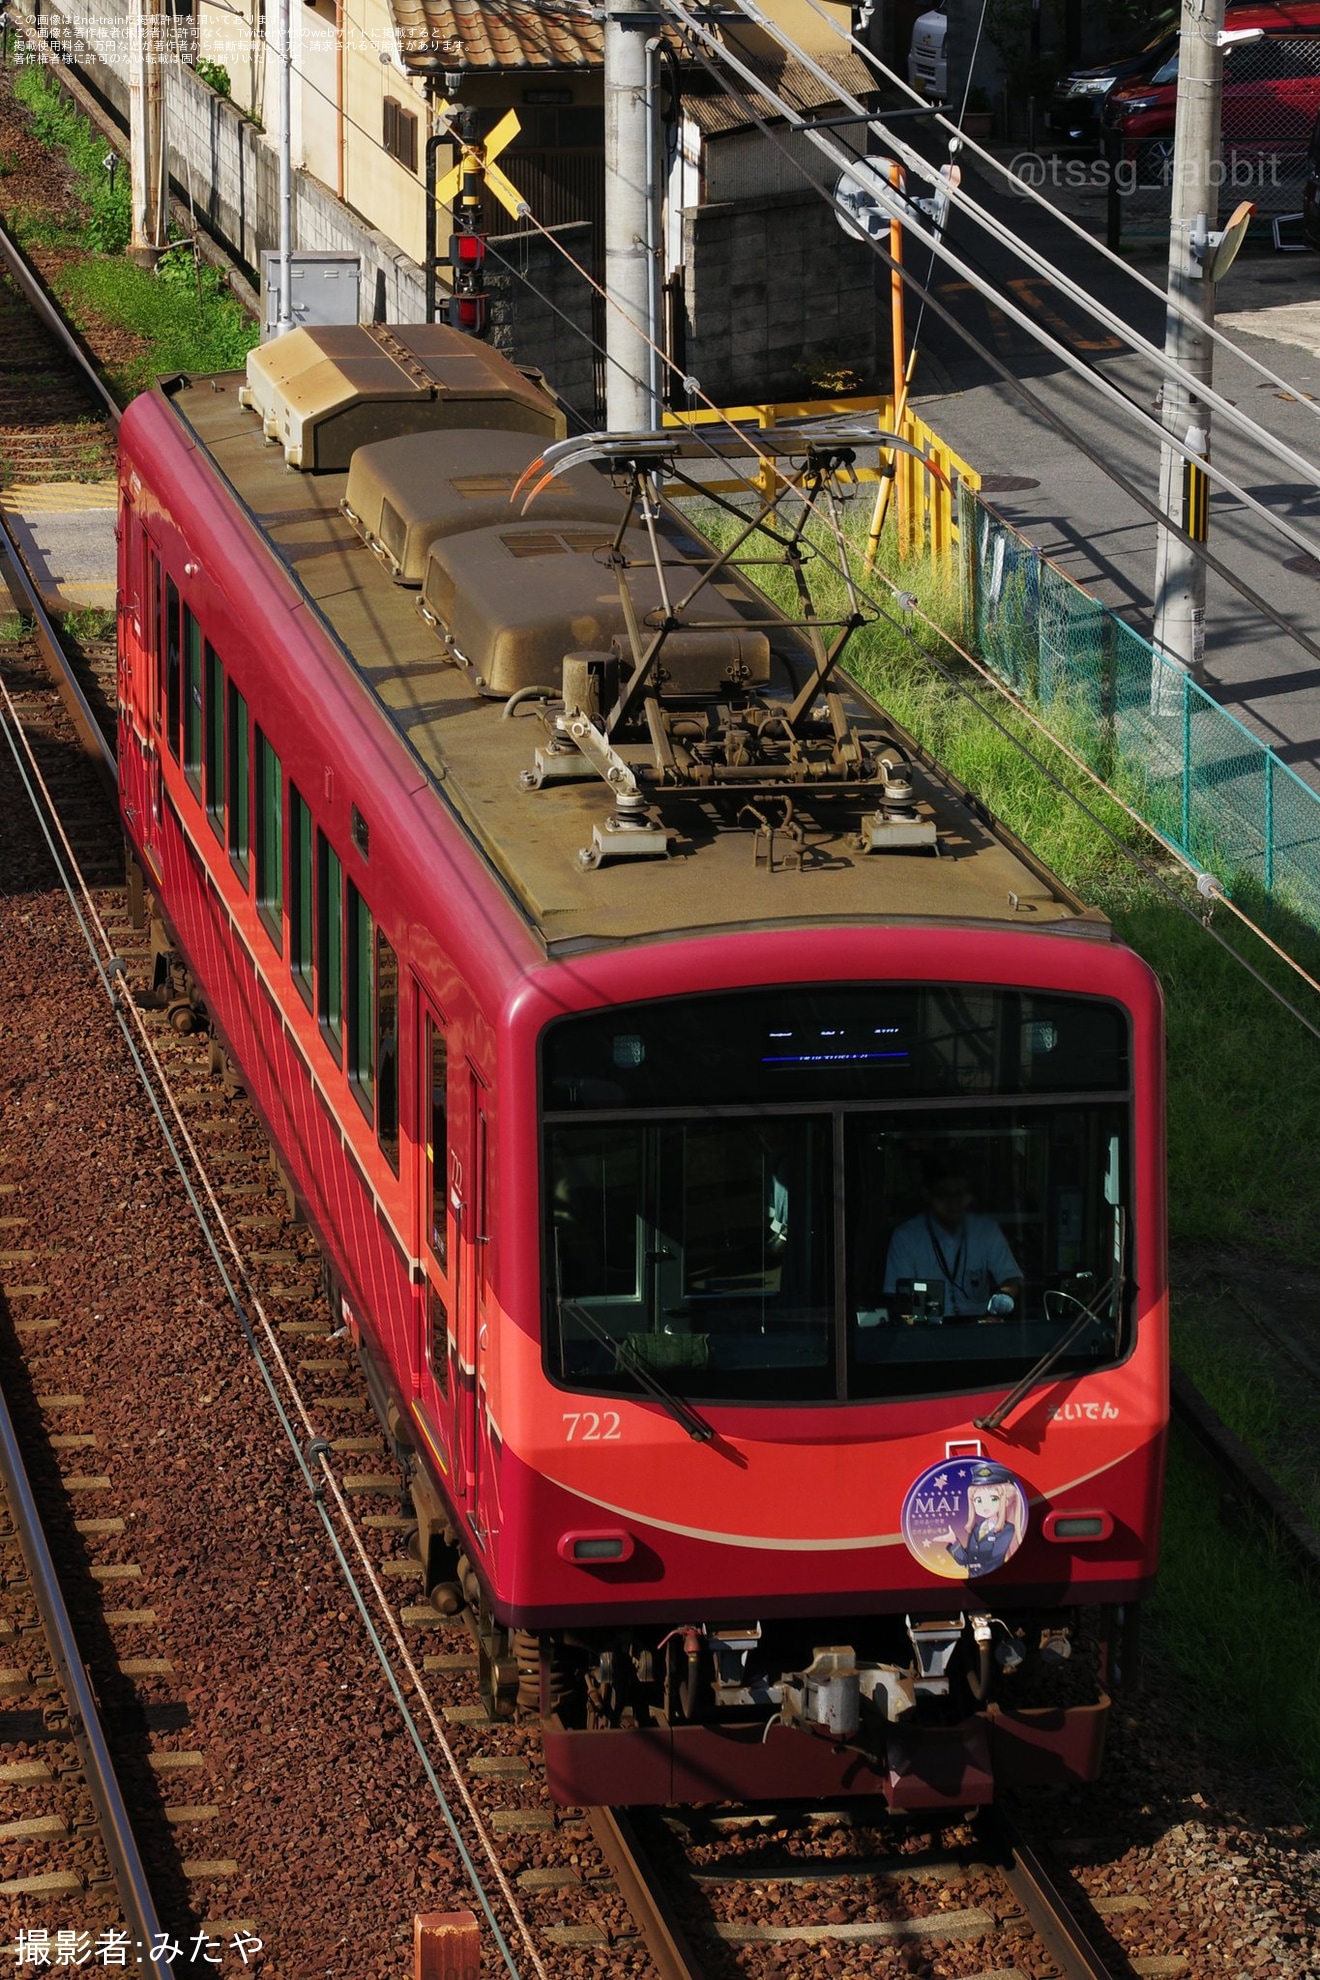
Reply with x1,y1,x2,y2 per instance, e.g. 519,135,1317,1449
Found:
115,324,1167,1810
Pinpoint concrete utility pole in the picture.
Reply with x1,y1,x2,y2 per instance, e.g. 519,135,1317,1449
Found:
1151,0,1226,680
127,0,166,266
604,0,656,430
276,0,294,334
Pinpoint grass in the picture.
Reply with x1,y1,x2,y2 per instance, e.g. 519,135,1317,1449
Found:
1152,1436,1320,1821
4,59,257,395
687,496,1320,1265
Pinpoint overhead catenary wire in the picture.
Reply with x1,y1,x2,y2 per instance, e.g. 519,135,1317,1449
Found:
657,0,1320,575
761,0,1320,429
0,665,549,1980
657,28,1320,678
482,190,1320,1035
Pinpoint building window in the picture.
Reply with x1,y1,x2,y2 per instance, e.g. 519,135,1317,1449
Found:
289,783,313,1004
347,881,373,1119
376,928,400,1174
227,680,250,883
317,830,344,1059
204,643,224,839
426,1017,448,1270
183,608,203,796
255,729,283,948
165,578,181,760
383,97,418,172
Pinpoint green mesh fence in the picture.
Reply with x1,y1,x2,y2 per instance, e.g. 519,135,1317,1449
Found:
960,484,1320,938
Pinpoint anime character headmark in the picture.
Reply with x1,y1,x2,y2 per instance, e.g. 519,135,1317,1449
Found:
937,1460,1026,1577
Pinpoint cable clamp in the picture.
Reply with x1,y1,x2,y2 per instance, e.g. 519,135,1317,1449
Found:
305,1436,333,1501
1196,869,1224,924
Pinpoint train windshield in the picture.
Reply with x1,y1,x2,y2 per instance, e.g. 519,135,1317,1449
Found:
541,985,1134,1406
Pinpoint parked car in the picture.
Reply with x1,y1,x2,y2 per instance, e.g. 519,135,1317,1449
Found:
1048,0,1266,145
1048,10,1181,145
1105,1,1320,185
1301,101,1320,240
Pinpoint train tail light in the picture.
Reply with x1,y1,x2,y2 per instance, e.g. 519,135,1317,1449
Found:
558,1530,634,1563
1042,1509,1114,1543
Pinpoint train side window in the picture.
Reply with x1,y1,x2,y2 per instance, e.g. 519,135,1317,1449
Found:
182,608,202,796
165,579,181,759
426,1019,448,1270
317,831,344,1061
255,729,283,949
376,930,400,1174
289,784,313,1005
204,642,224,838
226,680,250,884
428,1283,448,1398
346,882,374,1121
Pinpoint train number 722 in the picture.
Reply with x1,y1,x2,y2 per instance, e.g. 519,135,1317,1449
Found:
562,1411,622,1441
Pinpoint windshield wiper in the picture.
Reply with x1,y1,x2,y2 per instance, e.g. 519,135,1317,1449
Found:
559,1298,714,1443
972,1283,1115,1436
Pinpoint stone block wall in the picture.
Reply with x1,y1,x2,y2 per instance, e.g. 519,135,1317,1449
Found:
682,186,879,405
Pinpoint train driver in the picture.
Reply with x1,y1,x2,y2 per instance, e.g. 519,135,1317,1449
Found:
883,1161,1023,1323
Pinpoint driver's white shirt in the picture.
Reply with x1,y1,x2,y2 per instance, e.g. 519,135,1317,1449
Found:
883,1213,1021,1317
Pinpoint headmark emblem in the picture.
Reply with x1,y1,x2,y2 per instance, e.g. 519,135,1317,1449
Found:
901,1456,1029,1580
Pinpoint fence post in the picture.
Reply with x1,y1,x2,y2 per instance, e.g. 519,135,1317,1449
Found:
1180,668,1192,855
1265,753,1275,893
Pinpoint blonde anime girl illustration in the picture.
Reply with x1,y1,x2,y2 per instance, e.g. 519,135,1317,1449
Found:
937,1461,1026,1578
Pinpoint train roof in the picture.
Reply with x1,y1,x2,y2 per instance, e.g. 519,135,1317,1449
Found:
150,335,1109,956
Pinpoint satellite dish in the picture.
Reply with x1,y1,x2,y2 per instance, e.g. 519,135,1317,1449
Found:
835,157,902,241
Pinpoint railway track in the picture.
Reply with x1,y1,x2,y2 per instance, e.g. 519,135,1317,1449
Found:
0,152,1295,1980
588,1798,1176,1978
0,1356,169,1974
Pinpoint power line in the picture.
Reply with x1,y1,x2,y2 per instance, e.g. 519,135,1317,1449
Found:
776,0,1320,432
661,0,1320,574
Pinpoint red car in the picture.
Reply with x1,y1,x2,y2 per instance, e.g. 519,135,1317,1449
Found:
1105,1,1320,186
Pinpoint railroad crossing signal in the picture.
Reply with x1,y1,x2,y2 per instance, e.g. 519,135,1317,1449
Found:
432,107,529,224
429,107,529,340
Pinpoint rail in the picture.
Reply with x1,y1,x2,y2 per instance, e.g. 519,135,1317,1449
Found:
0,208,120,426
0,519,118,785
595,1795,1135,1980
0,1377,170,1977
0,207,120,784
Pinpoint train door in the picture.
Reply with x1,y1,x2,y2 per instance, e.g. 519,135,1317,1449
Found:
415,996,456,1489
456,1064,490,1543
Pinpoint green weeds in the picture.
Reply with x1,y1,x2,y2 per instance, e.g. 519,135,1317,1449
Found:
3,58,257,393
1152,1437,1320,1820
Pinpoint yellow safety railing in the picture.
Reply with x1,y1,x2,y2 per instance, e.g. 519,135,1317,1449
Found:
661,394,979,562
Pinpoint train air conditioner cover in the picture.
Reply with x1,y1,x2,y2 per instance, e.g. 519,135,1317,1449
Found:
421,523,771,697
342,429,627,585
237,324,564,472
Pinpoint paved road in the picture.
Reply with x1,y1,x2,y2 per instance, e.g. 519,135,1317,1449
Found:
898,138,1320,790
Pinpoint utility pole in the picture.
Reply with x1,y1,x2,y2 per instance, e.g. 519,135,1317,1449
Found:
604,0,655,430
275,0,294,334
1151,0,1226,681
127,0,166,266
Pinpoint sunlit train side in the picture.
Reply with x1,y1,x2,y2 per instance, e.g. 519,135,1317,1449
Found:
115,324,1166,1809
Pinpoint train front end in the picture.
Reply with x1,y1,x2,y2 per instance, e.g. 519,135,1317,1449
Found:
494,925,1165,1809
